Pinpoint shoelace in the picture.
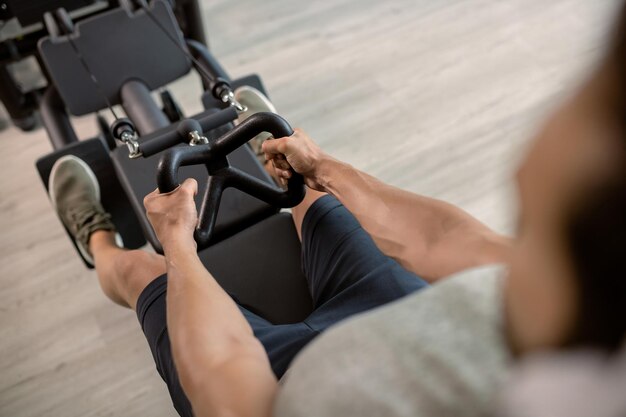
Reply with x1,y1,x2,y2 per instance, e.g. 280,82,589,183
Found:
63,203,114,250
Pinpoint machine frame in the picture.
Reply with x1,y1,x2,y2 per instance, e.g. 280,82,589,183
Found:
30,0,314,325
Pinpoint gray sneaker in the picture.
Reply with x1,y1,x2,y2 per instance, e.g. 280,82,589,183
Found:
48,155,116,266
234,85,277,158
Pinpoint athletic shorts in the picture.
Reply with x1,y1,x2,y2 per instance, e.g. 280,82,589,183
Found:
136,195,428,416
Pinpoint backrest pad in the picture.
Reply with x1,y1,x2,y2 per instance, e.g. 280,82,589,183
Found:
38,0,191,116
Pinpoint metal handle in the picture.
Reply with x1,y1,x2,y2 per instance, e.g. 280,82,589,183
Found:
157,112,305,249
139,106,238,157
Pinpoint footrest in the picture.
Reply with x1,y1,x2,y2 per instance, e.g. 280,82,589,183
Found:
36,138,146,268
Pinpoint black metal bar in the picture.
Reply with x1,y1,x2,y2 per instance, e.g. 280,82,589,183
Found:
194,173,224,245
121,79,169,136
0,65,33,122
156,112,306,250
213,112,292,155
0,32,42,64
186,38,230,94
40,86,80,150
195,106,238,133
138,106,238,157
178,0,207,46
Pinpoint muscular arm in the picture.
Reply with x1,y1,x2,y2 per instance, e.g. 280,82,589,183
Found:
316,157,511,280
144,181,277,417
264,130,512,282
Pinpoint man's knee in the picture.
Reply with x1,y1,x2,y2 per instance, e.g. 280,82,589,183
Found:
113,249,166,306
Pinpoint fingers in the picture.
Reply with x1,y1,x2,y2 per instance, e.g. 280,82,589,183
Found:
144,187,160,201
154,178,197,197
180,178,198,197
262,137,289,156
272,157,291,171
271,157,292,180
274,167,292,179
263,137,292,170
143,178,198,207
264,152,285,162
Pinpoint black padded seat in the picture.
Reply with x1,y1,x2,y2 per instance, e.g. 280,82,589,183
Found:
112,142,279,253
200,212,313,324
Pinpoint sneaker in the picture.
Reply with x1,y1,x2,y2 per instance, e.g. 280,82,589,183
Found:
234,85,277,159
48,155,117,266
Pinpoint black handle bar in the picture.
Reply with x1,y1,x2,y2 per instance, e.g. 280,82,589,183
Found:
157,112,306,249
138,106,238,157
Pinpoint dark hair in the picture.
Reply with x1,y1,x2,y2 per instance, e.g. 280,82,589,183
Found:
563,4,626,351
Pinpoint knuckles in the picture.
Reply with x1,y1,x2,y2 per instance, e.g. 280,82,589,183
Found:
143,196,156,212
180,186,195,197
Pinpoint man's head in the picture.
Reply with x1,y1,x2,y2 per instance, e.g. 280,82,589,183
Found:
505,4,626,355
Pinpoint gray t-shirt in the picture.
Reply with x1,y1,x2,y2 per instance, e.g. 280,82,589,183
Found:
274,264,510,417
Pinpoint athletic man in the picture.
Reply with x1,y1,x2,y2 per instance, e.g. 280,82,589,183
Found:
47,6,626,415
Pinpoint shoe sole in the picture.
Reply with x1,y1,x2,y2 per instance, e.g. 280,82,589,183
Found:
234,86,278,165
234,85,277,115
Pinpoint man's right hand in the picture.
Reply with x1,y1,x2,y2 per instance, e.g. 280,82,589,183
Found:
262,128,330,192
143,178,199,252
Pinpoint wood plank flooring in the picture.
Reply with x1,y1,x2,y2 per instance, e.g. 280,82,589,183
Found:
0,0,620,415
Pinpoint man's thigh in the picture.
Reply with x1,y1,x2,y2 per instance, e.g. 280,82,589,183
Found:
136,275,193,417
304,257,428,331
301,195,429,314
136,275,317,417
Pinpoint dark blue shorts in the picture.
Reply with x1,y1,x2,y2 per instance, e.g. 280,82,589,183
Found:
136,195,428,416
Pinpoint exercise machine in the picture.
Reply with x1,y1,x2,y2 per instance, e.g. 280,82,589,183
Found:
25,0,314,324
0,0,206,131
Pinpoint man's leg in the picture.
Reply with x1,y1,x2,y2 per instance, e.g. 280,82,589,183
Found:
47,155,164,311
296,192,430,330
89,230,165,309
291,187,327,241
49,155,318,416
48,155,191,416
87,231,313,415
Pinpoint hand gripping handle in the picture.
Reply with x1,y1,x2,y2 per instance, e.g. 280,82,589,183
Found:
157,112,305,249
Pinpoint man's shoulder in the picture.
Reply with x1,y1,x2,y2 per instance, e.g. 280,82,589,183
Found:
420,263,507,309
356,263,506,339
433,263,507,292
303,263,507,353
288,262,508,372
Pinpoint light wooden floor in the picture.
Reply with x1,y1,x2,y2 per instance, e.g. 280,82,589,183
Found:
0,0,620,415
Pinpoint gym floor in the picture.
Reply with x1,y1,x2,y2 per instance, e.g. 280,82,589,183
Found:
0,0,619,415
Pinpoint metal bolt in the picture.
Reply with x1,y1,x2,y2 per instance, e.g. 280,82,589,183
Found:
120,131,134,142
189,130,208,146
219,89,247,112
